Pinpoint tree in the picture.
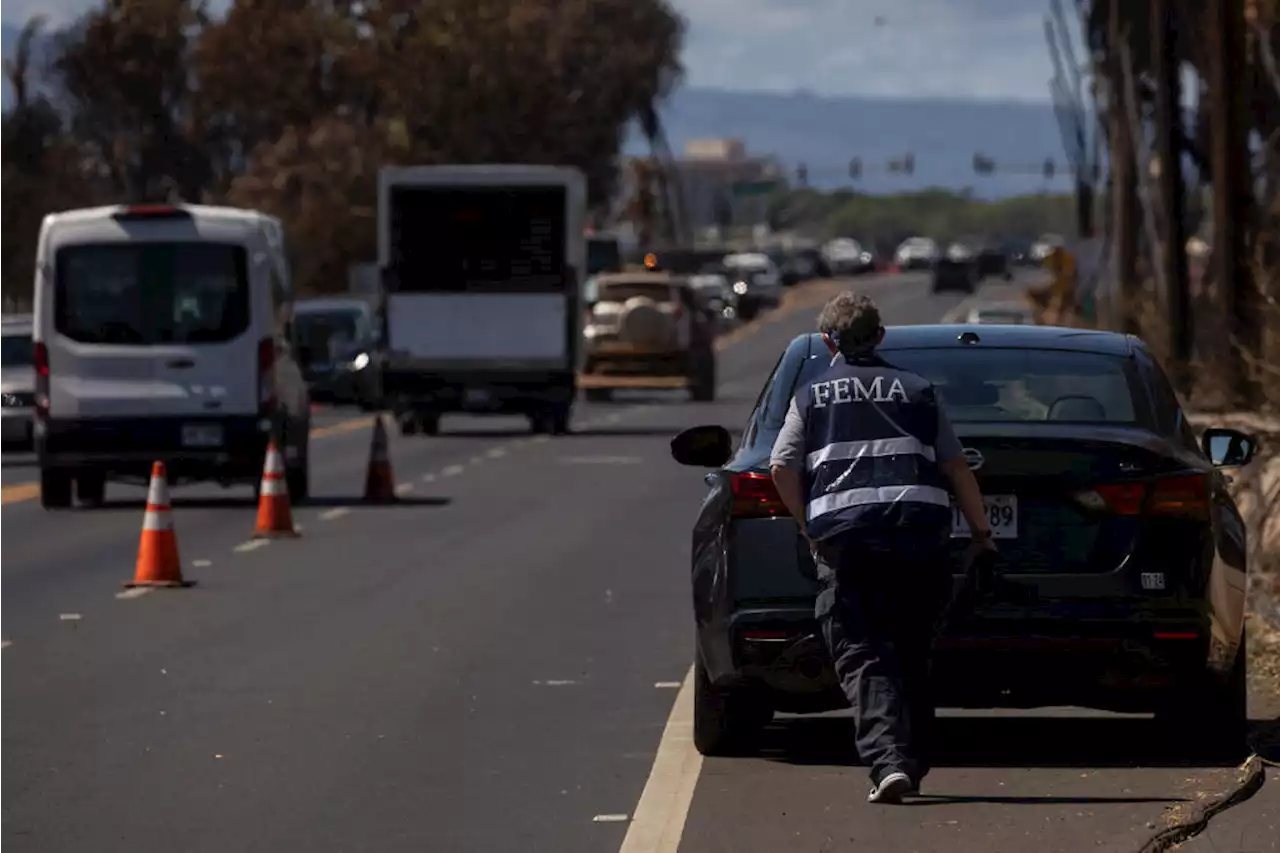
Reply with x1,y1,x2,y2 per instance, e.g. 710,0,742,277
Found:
48,0,212,201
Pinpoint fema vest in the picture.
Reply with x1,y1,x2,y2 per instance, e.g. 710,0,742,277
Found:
796,351,952,542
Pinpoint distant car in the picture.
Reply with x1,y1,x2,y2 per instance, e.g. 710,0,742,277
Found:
2,315,35,449
965,302,1036,325
975,244,1013,280
293,298,383,410
895,236,938,270
932,255,978,293
688,271,735,326
670,325,1255,756
580,272,716,402
722,252,784,320
822,238,875,276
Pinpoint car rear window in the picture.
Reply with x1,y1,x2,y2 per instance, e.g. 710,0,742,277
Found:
54,243,250,345
587,237,622,275
884,348,1140,423
2,333,33,366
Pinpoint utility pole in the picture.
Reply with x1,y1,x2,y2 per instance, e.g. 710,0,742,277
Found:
1206,0,1254,401
1152,0,1190,370
1107,0,1140,334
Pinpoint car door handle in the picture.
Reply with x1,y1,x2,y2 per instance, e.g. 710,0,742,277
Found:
166,358,195,369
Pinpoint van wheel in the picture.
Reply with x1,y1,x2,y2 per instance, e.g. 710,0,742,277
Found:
398,414,420,436
40,468,74,510
693,657,772,756
419,413,440,436
76,473,107,507
550,405,571,435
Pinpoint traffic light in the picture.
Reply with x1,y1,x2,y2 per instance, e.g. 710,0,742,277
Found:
796,163,809,188
1043,158,1055,180
849,157,862,180
903,153,915,175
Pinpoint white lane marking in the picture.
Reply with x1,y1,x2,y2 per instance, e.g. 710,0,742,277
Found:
533,679,578,686
653,682,682,689
59,613,83,621
395,483,415,496
2,640,13,649
469,456,485,466
115,587,154,600
319,508,349,521
617,667,701,853
421,472,436,483
234,540,270,553
594,814,631,823
441,464,465,477
487,447,507,459
561,456,643,465
192,559,213,567
532,435,550,444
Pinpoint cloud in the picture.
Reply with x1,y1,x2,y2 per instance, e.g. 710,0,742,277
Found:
3,0,1066,102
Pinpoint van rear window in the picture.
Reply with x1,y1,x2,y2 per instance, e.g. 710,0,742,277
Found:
54,243,250,345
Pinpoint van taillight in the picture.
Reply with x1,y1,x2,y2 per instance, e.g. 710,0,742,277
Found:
730,472,789,518
258,338,276,411
33,342,49,419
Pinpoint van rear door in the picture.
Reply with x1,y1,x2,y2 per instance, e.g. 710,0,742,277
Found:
50,241,256,423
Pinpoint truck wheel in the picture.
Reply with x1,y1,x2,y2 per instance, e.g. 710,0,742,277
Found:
40,468,74,510
419,413,441,436
550,405,571,435
585,388,612,403
529,414,548,435
75,472,107,507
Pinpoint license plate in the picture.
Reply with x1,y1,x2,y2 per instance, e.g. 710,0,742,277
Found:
181,423,224,448
951,495,1018,539
464,388,493,406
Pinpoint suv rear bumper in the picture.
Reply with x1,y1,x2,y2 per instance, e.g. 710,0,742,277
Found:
710,601,1220,714
37,415,272,482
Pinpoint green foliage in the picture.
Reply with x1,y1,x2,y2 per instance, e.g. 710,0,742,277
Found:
768,187,1079,249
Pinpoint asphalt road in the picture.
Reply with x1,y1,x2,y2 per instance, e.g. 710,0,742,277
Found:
4,270,1268,853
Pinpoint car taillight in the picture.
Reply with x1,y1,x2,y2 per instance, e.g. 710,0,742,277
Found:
730,471,789,518
1081,473,1210,519
258,337,276,412
1147,473,1210,519
33,341,49,420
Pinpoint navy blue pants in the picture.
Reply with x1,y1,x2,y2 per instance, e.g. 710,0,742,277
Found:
813,531,952,786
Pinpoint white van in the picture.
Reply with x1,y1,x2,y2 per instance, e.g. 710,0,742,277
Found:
31,203,311,509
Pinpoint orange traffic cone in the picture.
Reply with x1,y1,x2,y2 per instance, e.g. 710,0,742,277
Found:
364,416,397,503
254,441,299,538
125,462,194,588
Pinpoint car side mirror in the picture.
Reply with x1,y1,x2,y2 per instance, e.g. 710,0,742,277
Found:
1201,427,1257,468
671,425,732,468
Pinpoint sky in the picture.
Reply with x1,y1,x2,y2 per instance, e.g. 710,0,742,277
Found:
1,0,1066,103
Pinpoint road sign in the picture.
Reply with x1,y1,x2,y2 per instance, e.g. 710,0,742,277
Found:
731,180,779,197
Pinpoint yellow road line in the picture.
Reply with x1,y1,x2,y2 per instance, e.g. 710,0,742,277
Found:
1,482,41,505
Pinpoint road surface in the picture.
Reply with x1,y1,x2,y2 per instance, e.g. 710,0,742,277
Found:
3,271,1272,853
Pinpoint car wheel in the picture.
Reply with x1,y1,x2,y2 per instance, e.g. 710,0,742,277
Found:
75,472,106,507
40,468,74,510
1156,637,1248,757
585,388,612,403
692,656,772,756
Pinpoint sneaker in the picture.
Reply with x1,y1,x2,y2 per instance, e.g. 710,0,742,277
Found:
868,771,916,804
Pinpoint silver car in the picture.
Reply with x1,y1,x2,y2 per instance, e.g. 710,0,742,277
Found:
2,315,36,447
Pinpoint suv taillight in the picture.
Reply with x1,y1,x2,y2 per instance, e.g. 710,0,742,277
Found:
730,472,789,518
258,337,276,413
33,341,49,420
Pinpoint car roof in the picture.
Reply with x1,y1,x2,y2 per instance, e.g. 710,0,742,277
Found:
788,325,1134,357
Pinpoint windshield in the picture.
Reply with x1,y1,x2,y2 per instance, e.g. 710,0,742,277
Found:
294,310,364,364
54,243,250,345
2,333,33,366
885,348,1140,423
